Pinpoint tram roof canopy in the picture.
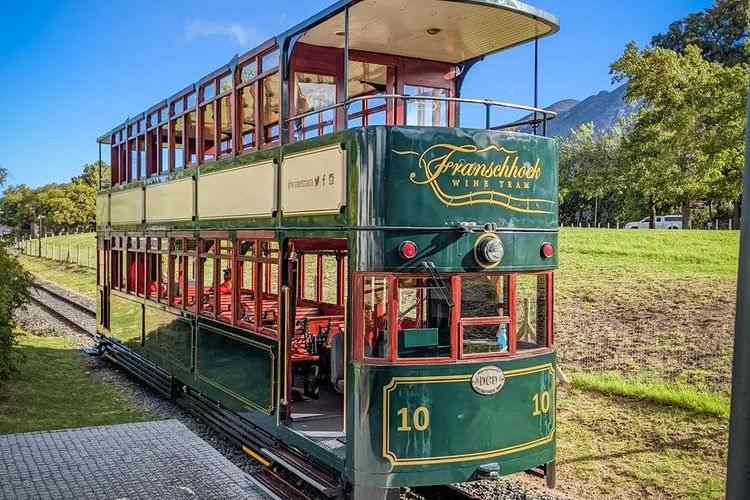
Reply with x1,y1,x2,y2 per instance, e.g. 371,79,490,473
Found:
289,0,559,65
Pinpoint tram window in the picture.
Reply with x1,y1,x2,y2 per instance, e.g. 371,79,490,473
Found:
404,85,448,127
137,136,146,178
363,276,389,359
262,73,280,143
219,75,232,95
146,253,158,300
202,102,216,162
219,96,232,156
173,116,184,169
240,86,256,149
146,130,158,177
129,139,138,180
186,255,197,310
322,256,337,304
186,111,197,165
461,276,509,317
240,62,257,83
347,61,388,127
159,254,168,301
159,127,168,175
294,73,336,141
200,240,217,316
396,277,451,358
303,255,317,300
261,49,279,72
186,92,196,110
515,274,550,350
202,82,215,102
461,275,511,356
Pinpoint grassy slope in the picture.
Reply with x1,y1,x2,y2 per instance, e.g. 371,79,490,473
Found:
0,333,151,434
19,255,97,300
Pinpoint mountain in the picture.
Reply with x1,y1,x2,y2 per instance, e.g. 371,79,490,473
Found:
519,83,637,137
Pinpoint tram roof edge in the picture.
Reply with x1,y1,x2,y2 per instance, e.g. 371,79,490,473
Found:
277,0,560,65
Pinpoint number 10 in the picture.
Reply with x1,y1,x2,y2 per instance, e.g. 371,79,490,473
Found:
397,406,430,431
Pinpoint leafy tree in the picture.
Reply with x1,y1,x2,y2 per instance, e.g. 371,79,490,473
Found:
558,122,629,225
0,243,31,381
0,167,7,187
652,0,750,66
612,43,748,228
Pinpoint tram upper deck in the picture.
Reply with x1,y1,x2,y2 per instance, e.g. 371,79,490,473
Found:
96,0,560,267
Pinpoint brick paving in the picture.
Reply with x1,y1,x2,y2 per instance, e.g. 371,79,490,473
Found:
0,419,269,500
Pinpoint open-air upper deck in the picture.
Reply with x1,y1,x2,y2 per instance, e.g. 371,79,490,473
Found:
96,0,559,233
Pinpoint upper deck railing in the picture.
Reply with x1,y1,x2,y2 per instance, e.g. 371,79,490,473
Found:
287,94,558,137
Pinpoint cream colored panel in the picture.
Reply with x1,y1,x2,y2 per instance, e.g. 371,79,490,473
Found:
110,188,143,225
300,0,557,64
198,161,276,220
281,145,346,216
146,178,194,223
96,193,109,226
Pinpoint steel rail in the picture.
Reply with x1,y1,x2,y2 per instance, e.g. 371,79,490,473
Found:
28,286,97,339
32,282,96,317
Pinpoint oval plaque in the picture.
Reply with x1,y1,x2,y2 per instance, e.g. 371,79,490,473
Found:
471,366,505,395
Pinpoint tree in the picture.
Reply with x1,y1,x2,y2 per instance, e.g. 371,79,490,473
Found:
612,43,748,228
652,0,750,66
558,122,628,225
0,243,31,381
0,167,7,187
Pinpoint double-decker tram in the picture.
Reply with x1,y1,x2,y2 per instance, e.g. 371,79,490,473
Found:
95,1,560,497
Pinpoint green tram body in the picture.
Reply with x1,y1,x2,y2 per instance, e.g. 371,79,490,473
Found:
95,1,560,495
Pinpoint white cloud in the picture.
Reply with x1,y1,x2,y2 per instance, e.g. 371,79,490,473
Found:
184,19,262,48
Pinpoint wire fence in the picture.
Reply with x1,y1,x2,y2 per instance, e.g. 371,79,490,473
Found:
14,237,97,269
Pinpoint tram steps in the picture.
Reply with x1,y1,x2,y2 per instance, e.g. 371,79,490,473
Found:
261,446,344,498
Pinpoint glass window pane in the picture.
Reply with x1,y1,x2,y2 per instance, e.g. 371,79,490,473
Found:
202,103,215,161
397,277,451,358
219,75,232,94
241,86,256,149
262,73,280,142
293,73,336,141
173,100,183,115
261,50,279,71
461,276,508,317
404,85,448,127
363,277,389,359
173,117,184,169
516,274,549,350
186,111,197,164
186,92,196,110
159,127,168,174
203,83,215,101
159,108,168,123
219,96,232,155
240,62,258,83
348,61,387,97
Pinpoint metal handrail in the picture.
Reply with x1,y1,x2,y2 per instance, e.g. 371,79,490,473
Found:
287,94,557,134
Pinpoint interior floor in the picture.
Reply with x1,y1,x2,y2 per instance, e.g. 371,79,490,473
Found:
288,379,345,460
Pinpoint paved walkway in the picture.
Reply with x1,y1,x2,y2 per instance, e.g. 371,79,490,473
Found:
0,419,270,500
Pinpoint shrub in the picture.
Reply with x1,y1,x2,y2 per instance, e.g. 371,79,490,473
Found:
0,243,32,381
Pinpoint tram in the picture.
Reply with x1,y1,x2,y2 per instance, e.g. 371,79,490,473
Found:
95,0,560,497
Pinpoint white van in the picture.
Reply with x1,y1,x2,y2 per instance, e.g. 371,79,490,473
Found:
625,215,683,229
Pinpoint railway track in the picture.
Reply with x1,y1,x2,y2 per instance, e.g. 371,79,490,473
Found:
28,281,482,500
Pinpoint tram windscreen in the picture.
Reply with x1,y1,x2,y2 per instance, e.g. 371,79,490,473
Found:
397,278,451,358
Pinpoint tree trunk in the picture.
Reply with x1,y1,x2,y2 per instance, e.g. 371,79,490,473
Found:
649,196,657,229
681,199,692,230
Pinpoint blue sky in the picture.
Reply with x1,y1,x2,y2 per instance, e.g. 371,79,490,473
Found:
0,0,711,188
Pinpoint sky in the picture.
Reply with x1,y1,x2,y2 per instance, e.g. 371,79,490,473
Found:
0,0,712,188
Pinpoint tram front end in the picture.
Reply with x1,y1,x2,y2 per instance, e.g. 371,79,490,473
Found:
348,126,558,491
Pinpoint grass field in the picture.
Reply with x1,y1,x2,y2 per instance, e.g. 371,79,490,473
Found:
0,332,152,434
16,228,738,498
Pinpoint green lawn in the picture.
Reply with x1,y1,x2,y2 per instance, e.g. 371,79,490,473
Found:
0,332,152,434
19,255,97,300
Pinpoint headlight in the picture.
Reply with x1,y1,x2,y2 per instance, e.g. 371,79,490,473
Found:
476,235,504,267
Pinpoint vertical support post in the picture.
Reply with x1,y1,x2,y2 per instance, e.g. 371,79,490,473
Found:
532,36,539,136
727,81,750,499
98,141,102,191
342,6,350,128
484,104,491,129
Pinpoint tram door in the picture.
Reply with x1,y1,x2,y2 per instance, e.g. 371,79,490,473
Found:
282,239,347,443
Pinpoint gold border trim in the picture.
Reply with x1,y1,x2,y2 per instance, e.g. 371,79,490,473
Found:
382,363,555,466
